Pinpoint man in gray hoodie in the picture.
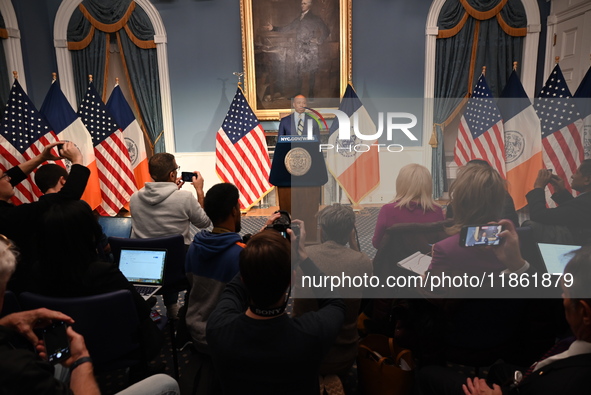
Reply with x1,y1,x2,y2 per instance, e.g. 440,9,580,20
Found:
130,153,211,245
130,153,211,317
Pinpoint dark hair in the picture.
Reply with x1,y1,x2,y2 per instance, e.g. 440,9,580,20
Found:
318,204,355,245
564,245,591,304
579,159,591,178
148,153,176,182
466,159,491,167
204,183,239,225
35,164,68,193
239,231,291,308
37,200,102,280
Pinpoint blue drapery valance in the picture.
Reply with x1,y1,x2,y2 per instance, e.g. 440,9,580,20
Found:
67,0,164,153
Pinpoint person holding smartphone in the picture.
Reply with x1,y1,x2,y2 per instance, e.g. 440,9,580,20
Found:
0,234,180,395
427,165,509,276
525,161,591,245
129,152,211,319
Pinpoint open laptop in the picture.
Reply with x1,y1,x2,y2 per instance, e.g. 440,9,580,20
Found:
537,243,580,274
118,248,167,300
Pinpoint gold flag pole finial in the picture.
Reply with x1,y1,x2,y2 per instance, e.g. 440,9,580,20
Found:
513,61,518,71
89,74,93,83
233,72,244,91
555,56,560,64
52,72,57,81
12,71,18,80
482,66,486,76
115,77,119,86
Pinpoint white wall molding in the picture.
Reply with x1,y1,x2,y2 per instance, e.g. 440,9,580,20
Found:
0,0,26,91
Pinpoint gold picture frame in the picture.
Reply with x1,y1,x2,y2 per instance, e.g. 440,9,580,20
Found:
240,0,352,120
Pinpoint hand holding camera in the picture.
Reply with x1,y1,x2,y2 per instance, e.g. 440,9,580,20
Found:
58,141,83,165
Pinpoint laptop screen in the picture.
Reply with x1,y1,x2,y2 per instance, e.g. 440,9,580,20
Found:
119,249,166,284
538,243,580,274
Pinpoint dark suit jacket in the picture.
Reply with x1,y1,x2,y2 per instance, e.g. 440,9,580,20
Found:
278,113,320,138
526,188,591,243
509,353,591,395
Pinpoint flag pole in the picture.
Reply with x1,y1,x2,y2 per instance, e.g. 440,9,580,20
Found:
89,74,93,83
482,66,486,76
52,72,57,82
233,72,244,93
115,77,119,87
555,56,560,64
13,71,17,80
513,61,518,71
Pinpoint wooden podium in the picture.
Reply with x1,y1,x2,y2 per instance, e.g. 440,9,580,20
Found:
269,136,328,244
277,186,321,243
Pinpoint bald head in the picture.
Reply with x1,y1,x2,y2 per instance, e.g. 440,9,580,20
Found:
293,95,307,114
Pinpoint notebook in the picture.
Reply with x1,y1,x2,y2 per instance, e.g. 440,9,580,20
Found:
397,251,432,276
537,243,580,274
118,248,167,300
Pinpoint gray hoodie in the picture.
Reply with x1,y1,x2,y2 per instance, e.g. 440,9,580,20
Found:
129,182,211,244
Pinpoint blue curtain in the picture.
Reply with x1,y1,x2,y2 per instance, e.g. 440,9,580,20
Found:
432,0,526,198
118,5,164,153
0,12,10,106
67,0,164,153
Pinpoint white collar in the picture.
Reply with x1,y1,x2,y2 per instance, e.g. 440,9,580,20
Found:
533,340,591,371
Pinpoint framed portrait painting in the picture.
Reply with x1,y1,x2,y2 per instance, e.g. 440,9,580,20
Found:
240,0,352,120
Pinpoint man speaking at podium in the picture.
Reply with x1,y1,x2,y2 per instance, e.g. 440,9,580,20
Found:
279,95,320,139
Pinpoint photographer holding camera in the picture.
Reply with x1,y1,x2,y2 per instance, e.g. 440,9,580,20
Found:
206,220,345,394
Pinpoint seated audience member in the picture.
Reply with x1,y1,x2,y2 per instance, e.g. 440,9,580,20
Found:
186,183,245,353
428,164,510,275
423,243,591,395
445,159,519,226
0,235,180,395
184,183,246,394
34,163,69,195
206,224,346,394
130,152,211,318
372,163,444,248
0,141,90,293
524,160,591,244
294,204,372,384
29,200,163,379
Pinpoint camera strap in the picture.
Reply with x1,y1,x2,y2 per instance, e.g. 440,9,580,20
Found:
249,286,292,318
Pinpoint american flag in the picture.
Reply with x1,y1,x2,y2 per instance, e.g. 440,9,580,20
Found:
0,79,64,204
574,65,591,159
215,88,272,210
535,64,584,197
78,81,136,216
454,74,506,177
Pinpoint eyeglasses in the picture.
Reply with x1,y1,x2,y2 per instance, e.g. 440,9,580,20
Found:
171,166,180,173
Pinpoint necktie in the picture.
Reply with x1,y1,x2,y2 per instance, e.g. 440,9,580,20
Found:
297,117,303,136
522,337,575,379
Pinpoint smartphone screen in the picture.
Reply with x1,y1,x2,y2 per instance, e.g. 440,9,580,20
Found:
459,224,503,247
43,321,71,364
181,172,195,182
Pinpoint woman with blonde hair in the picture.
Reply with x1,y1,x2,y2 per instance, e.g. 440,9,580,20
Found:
372,163,444,248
